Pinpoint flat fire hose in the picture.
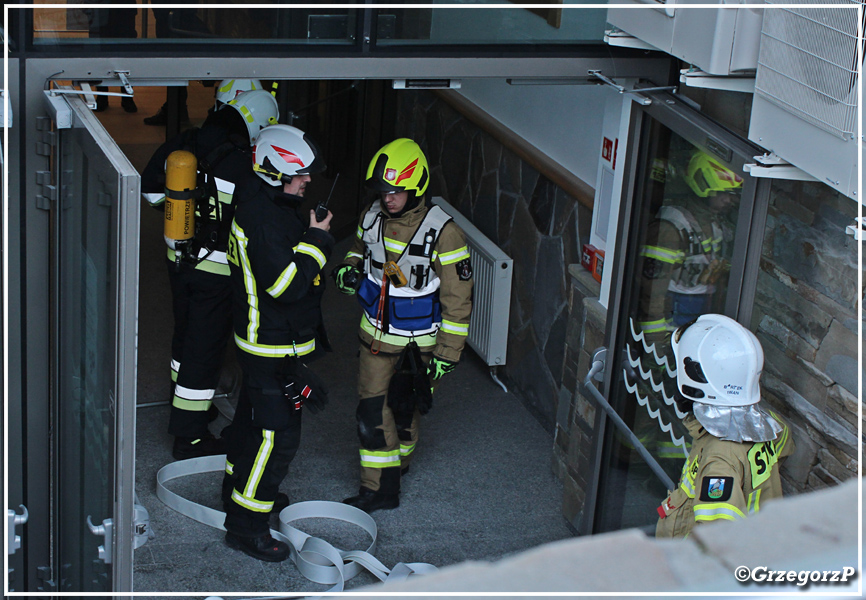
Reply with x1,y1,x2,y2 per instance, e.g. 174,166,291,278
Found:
156,455,437,591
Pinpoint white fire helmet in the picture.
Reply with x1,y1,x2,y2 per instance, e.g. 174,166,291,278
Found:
225,90,279,144
214,78,263,108
252,124,325,187
671,313,764,407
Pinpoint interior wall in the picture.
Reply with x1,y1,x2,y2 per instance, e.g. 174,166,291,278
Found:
457,80,611,187
394,89,595,431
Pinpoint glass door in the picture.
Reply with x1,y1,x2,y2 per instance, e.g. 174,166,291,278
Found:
593,91,769,533
52,87,139,590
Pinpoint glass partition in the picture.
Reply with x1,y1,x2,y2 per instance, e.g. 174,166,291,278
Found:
29,3,360,47
592,93,766,534
19,2,607,50
375,2,608,46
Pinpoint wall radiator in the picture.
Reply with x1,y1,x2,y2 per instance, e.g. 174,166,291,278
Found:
433,198,513,390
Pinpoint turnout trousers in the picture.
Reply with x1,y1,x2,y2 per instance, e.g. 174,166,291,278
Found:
166,259,233,439
222,350,302,537
355,344,436,494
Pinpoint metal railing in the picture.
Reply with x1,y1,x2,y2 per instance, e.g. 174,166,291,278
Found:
582,348,676,492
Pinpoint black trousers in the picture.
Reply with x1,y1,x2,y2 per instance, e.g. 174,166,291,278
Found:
222,350,302,537
166,259,233,439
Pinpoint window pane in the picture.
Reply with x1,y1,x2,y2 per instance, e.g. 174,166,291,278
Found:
376,3,608,46
29,4,359,46
596,118,748,532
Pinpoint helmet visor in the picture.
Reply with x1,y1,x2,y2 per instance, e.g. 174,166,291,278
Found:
295,134,326,175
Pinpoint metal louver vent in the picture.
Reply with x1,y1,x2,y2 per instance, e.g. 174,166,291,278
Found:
755,0,862,140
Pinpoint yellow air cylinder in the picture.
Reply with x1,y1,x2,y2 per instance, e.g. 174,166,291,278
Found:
164,150,197,249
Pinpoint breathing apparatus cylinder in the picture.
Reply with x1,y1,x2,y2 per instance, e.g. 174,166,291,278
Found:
164,150,197,251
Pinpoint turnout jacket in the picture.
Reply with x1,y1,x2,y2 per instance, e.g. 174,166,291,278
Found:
141,112,257,276
656,411,794,539
227,181,335,359
638,204,729,336
343,199,473,363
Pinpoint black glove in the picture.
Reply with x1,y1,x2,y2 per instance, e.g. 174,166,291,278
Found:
282,362,329,414
387,342,434,419
415,369,433,416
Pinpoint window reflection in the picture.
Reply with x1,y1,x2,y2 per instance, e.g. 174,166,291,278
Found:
376,4,607,45
30,3,359,45
596,120,747,533
26,3,607,47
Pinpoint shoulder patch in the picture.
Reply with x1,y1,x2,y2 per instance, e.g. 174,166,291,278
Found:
699,476,734,502
456,258,472,281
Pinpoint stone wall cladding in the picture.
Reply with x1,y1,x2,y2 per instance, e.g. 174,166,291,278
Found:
552,265,605,532
750,179,863,492
394,90,861,531
395,91,592,432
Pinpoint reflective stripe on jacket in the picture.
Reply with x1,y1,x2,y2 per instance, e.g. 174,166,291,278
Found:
344,199,472,362
656,411,794,539
228,182,334,358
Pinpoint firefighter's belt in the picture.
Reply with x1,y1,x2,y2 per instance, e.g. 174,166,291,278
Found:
156,455,436,590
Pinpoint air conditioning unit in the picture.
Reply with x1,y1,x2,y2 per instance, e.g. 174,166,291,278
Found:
748,0,862,202
606,0,764,75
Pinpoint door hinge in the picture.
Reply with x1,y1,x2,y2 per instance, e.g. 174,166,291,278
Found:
35,116,55,157
86,515,113,565
36,170,57,211
7,505,28,555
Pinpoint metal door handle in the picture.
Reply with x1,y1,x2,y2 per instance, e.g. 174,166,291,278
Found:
86,515,113,564
7,505,28,555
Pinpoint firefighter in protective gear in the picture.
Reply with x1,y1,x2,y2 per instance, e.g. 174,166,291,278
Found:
656,314,794,539
625,151,744,466
334,138,473,513
221,124,333,562
214,78,264,109
638,151,743,338
141,89,280,461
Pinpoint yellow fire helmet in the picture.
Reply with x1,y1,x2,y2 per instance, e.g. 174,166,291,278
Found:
366,138,429,198
684,152,743,198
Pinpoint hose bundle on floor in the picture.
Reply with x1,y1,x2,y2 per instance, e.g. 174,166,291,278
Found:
156,455,437,592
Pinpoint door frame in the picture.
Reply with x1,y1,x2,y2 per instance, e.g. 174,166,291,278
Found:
584,90,772,535
8,52,664,590
56,87,140,591
15,77,141,591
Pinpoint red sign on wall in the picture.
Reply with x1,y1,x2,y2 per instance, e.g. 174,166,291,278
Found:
602,137,613,163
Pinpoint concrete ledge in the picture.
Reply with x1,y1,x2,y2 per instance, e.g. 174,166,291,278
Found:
341,479,861,596
568,263,601,300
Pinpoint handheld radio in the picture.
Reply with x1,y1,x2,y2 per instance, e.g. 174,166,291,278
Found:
315,173,339,222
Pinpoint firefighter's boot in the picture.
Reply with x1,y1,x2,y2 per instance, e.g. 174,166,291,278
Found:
172,433,225,460
342,487,399,513
225,532,289,562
